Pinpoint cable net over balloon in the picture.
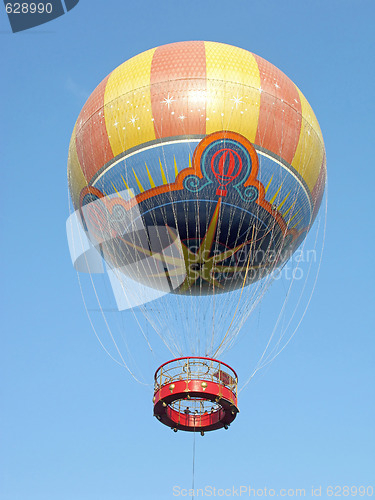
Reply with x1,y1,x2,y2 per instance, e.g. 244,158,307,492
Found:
67,42,326,383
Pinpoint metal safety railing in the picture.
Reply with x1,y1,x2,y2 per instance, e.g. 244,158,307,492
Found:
154,357,238,396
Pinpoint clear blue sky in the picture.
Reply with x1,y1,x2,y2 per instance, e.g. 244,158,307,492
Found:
1,1,374,499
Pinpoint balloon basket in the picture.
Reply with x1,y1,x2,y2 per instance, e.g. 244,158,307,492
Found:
153,357,239,434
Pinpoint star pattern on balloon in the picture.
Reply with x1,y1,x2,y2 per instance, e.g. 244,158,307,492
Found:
117,199,261,293
161,93,175,109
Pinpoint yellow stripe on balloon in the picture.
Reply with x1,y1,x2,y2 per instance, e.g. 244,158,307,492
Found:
132,168,145,193
121,174,134,198
111,182,123,198
205,42,261,142
159,159,167,184
104,48,157,157
269,184,283,205
264,175,273,194
67,124,88,209
282,200,297,218
277,191,291,211
292,88,325,193
287,209,302,224
145,162,156,188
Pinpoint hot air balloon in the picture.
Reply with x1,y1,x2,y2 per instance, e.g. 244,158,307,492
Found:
66,41,326,434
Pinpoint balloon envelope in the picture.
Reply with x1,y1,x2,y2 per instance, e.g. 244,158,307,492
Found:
67,41,326,360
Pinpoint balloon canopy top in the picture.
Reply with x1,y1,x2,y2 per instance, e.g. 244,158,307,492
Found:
153,357,239,434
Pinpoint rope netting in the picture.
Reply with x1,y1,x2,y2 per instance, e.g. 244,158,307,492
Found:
67,81,327,386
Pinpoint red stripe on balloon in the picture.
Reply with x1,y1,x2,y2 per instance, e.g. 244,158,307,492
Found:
75,74,114,183
150,41,207,138
254,55,302,164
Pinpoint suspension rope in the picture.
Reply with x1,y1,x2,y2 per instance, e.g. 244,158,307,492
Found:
192,429,196,490
212,225,256,358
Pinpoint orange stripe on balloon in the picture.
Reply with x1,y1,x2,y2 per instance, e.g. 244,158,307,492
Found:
75,73,114,183
150,41,207,139
67,124,88,210
254,54,301,164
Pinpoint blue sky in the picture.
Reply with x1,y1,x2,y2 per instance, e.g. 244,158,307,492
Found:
1,1,374,499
